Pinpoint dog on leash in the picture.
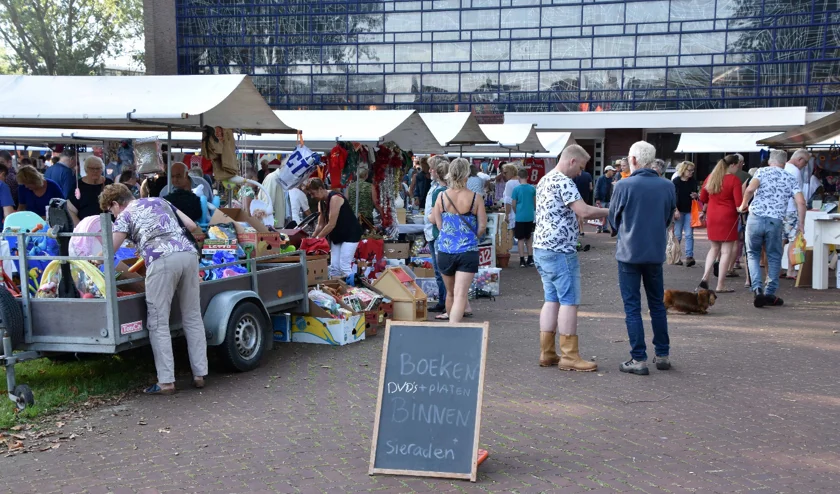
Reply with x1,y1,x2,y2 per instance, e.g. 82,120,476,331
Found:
664,289,717,314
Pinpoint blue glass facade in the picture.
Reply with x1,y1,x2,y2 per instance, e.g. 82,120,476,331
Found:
175,0,840,112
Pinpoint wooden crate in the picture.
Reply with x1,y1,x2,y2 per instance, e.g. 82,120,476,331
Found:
372,267,428,321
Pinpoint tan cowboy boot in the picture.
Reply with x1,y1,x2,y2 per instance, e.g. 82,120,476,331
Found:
559,335,598,372
539,331,560,367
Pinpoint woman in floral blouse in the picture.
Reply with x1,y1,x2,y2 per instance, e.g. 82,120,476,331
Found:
101,183,207,395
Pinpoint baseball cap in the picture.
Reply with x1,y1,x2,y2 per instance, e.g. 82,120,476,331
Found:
605,165,616,172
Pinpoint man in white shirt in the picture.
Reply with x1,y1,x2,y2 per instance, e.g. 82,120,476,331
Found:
781,148,810,278
288,184,311,226
259,166,287,228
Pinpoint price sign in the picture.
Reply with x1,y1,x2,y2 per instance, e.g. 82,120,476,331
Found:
478,245,493,267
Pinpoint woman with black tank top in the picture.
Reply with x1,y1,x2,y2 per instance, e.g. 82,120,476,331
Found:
305,178,362,278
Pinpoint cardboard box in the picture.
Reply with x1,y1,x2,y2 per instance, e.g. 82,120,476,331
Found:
411,266,435,278
384,242,410,259
115,261,146,293
291,295,365,346
267,253,329,286
210,208,280,258
272,314,292,343
396,208,407,224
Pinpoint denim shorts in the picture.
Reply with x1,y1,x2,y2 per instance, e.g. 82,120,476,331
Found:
533,248,581,306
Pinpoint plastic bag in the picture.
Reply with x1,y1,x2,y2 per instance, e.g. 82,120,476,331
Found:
788,232,806,267
277,145,320,190
666,228,682,265
690,200,706,229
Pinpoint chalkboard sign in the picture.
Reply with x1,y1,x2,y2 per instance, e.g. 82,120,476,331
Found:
369,321,489,482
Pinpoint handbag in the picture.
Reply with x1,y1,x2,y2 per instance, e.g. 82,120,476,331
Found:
666,228,682,265
164,201,201,253
788,231,806,267
690,200,706,229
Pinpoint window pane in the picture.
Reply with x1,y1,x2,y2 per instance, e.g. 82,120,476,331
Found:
385,13,419,32
512,39,549,60
583,4,625,25
594,36,635,58
472,41,510,61
500,7,540,28
637,35,680,56
386,74,416,93
670,0,715,21
396,43,431,63
625,2,669,23
423,10,460,31
462,9,499,29
541,6,581,27
434,42,470,61
680,33,725,55
551,38,592,59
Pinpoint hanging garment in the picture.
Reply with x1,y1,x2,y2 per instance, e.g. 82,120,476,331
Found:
201,126,238,182
328,145,348,187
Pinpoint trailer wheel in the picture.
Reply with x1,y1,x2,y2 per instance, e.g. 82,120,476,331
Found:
218,301,268,372
12,384,34,410
0,287,24,350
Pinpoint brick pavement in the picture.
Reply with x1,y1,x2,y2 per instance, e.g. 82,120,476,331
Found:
4,232,840,493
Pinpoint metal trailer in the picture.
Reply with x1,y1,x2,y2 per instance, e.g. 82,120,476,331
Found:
1,214,308,410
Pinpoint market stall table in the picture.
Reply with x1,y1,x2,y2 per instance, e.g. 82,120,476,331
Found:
811,214,840,289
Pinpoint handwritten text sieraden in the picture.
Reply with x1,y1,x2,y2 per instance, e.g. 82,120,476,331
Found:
384,440,456,460
390,397,472,428
399,353,479,382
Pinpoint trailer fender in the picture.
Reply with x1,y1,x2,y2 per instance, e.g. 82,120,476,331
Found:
204,291,270,347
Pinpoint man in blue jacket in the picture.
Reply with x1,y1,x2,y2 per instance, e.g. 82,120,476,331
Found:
45,148,77,199
608,141,676,376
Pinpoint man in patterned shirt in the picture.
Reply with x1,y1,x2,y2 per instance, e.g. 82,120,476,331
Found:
738,149,805,308
533,144,608,372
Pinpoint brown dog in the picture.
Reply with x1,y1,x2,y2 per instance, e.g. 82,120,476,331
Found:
664,289,717,314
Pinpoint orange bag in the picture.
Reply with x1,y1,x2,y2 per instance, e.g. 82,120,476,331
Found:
690,200,706,229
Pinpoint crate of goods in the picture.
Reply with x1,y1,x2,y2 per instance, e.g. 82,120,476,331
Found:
409,257,435,278
471,267,502,298
383,242,410,260
291,287,365,346
372,267,427,321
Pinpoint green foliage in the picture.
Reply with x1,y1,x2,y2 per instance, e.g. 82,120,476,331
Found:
0,0,143,75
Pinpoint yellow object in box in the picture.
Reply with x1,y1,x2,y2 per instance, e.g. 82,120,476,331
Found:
291,297,365,346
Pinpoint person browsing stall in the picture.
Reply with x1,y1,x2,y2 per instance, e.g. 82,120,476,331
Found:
287,184,312,227
160,162,202,222
511,168,537,268
306,178,362,278
430,158,487,324
16,165,64,218
102,183,206,395
0,163,16,223
45,148,77,199
67,156,113,224
533,145,608,372
346,166,378,225
425,156,450,315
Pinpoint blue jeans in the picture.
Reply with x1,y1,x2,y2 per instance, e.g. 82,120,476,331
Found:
429,240,447,308
746,215,784,296
617,262,670,361
673,212,694,258
534,249,581,305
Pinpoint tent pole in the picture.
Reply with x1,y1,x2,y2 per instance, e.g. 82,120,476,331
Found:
167,126,172,191
355,143,360,219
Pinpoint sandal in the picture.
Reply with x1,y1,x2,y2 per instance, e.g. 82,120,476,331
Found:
715,288,735,293
463,312,474,318
726,271,739,278
144,384,176,395
435,313,449,320
193,377,205,389
698,280,709,290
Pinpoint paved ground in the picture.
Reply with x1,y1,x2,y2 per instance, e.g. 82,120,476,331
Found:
4,231,840,493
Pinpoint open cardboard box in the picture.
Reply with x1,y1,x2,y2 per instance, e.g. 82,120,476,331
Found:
210,208,283,258
115,260,146,293
291,289,365,345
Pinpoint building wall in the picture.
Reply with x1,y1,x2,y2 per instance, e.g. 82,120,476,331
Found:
144,0,178,75
168,0,840,112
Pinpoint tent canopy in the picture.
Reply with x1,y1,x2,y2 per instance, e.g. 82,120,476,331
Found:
676,132,777,153
274,110,443,153
757,111,840,147
0,75,294,133
418,113,494,146
453,124,547,153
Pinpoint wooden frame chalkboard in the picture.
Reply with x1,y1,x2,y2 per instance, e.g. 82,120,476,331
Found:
368,320,490,482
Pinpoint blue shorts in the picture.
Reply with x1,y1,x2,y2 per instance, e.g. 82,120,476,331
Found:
533,248,581,306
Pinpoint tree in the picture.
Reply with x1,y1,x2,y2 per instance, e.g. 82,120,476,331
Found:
0,0,143,75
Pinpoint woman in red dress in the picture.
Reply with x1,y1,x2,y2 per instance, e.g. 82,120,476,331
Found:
699,155,743,293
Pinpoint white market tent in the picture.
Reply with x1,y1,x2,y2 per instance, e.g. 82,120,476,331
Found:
450,131,574,159
452,124,548,154
675,133,778,153
270,110,443,153
0,75,294,133
757,110,840,148
418,112,494,146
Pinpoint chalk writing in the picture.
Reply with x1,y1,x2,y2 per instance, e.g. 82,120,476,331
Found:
390,397,472,427
384,440,456,460
400,353,479,382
